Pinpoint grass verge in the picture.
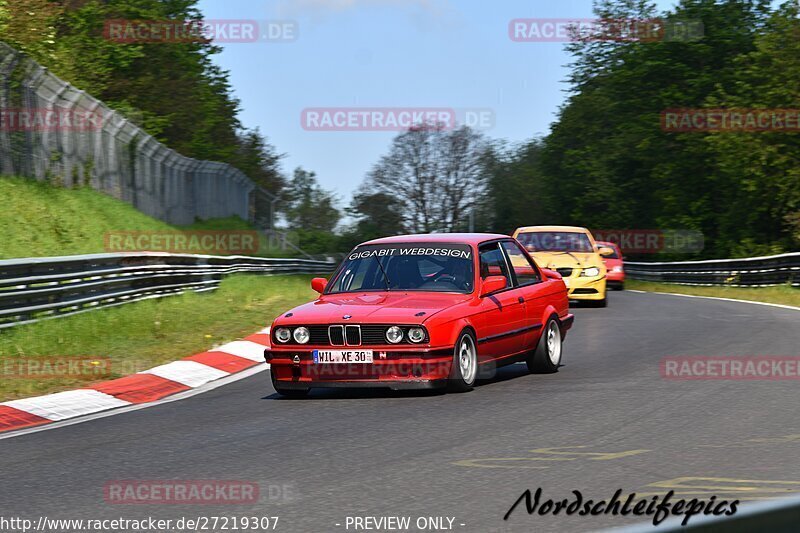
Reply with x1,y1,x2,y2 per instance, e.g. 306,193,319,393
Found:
0,176,292,258
627,279,800,308
0,274,316,402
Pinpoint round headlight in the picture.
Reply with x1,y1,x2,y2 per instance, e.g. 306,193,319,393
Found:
408,327,425,343
275,328,291,343
582,267,600,277
293,327,310,344
386,326,404,344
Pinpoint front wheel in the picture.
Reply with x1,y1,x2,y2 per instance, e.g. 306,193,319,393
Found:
448,331,478,392
526,318,562,374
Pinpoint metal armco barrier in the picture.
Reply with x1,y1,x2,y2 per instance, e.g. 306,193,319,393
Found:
626,252,800,287
0,252,336,329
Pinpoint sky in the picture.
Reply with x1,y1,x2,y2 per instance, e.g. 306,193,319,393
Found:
196,0,680,205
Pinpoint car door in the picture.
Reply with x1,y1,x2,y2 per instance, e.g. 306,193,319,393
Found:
500,240,549,350
475,242,529,362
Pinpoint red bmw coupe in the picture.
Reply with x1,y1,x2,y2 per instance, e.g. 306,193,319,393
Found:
264,234,574,396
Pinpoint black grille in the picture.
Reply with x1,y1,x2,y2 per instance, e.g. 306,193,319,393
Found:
361,326,390,345
556,268,573,277
572,288,598,294
309,326,330,345
328,325,345,346
345,325,361,345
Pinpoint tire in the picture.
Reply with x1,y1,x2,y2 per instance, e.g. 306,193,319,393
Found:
448,330,478,392
270,370,309,398
526,317,562,374
594,297,608,307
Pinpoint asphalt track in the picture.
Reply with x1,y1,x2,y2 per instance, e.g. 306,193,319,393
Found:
1,291,799,533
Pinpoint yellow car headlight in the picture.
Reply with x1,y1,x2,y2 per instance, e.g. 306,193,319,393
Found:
580,267,600,277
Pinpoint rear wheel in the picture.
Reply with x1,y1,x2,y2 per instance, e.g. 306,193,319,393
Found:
526,318,562,373
270,370,309,398
448,331,478,392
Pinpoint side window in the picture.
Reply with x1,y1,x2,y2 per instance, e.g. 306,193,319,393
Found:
501,241,541,286
479,243,512,287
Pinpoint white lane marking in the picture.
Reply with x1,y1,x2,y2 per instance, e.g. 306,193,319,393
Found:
627,289,800,312
212,340,269,362
2,389,131,421
257,327,272,334
0,364,269,440
142,360,229,388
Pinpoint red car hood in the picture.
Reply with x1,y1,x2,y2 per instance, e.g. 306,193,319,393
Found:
275,292,471,325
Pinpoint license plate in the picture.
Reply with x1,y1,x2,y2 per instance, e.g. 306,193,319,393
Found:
313,350,373,364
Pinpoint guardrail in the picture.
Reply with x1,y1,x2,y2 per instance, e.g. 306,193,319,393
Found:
626,252,800,287
0,252,336,330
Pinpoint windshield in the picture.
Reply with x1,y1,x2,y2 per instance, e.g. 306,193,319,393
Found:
517,231,594,253
327,243,474,294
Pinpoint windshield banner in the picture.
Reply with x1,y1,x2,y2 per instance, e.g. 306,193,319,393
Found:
348,244,472,261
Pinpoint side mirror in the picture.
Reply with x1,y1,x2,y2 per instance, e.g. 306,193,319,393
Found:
541,268,562,280
598,246,614,257
481,275,507,297
311,277,328,294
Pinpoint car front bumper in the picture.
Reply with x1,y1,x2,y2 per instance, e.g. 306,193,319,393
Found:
265,348,454,389
273,378,447,390
564,275,607,300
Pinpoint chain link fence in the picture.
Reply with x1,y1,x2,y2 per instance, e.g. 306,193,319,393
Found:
0,40,270,226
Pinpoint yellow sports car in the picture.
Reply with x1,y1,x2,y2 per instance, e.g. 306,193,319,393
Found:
512,225,613,307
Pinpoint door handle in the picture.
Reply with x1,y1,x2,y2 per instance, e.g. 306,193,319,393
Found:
518,297,525,304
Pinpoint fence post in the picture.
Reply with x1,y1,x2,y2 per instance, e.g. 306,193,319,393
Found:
0,44,20,176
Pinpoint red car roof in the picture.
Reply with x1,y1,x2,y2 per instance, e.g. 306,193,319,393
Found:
360,233,510,247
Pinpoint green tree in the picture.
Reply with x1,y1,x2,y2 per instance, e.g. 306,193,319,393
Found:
703,2,800,255
365,125,488,233
283,168,340,254
1,0,247,164
339,191,406,249
232,129,286,195
526,0,775,258
483,139,550,234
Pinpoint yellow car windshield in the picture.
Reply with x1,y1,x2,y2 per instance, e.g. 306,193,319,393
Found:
517,232,593,253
